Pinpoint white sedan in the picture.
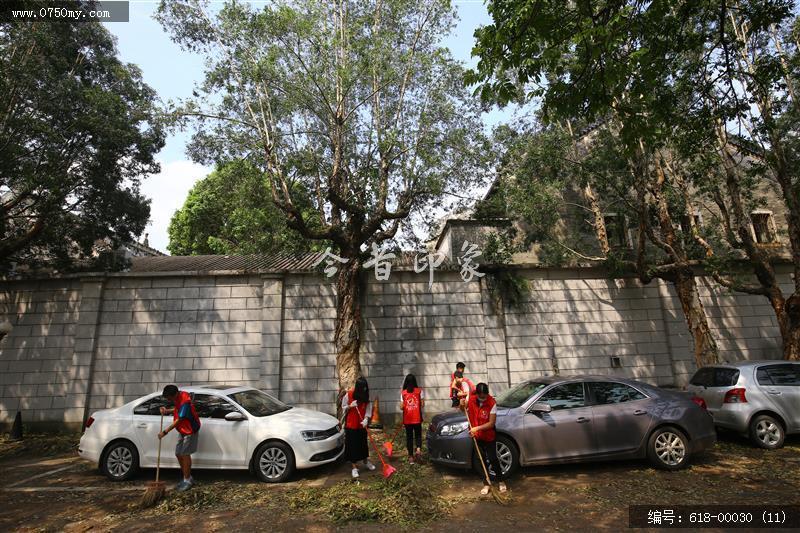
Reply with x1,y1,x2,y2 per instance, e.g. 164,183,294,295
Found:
78,385,344,483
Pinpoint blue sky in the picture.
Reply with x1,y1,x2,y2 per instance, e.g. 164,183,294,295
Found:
105,1,515,253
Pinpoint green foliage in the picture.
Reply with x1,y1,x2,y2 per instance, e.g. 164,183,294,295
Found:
157,0,490,254
0,7,164,270
167,161,317,255
483,231,531,310
289,466,451,525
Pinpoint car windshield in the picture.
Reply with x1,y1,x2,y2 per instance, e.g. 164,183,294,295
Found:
229,390,292,417
496,382,548,408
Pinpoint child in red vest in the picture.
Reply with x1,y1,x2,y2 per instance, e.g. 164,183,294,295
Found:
341,376,376,479
452,370,474,409
449,362,466,407
399,373,425,464
465,382,508,495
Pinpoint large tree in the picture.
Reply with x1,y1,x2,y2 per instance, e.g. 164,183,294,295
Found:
471,0,800,362
168,160,317,255
469,2,723,367
0,7,164,270
157,0,488,394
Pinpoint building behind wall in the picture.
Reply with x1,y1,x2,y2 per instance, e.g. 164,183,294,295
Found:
0,254,787,430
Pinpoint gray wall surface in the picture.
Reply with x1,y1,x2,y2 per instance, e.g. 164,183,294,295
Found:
0,267,788,428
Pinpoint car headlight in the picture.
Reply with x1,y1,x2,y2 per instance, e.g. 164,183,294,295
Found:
301,429,334,441
439,421,469,436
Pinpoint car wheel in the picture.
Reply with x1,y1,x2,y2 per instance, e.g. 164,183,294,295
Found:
749,414,785,449
647,427,690,471
100,440,139,481
254,441,295,483
472,435,519,478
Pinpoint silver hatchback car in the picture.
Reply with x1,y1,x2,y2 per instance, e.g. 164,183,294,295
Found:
687,361,800,449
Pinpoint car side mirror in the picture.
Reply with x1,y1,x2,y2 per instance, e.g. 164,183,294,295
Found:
225,411,246,421
529,402,552,414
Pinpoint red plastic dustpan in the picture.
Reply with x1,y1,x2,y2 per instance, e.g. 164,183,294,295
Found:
382,462,397,479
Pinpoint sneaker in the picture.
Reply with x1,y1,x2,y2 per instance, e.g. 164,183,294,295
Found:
480,485,490,496
351,468,359,479
176,480,192,492
364,460,376,471
408,457,416,465
499,482,508,493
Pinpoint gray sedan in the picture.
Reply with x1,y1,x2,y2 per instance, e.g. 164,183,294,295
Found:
427,375,716,477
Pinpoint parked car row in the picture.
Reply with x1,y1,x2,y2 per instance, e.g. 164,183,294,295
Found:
78,361,797,483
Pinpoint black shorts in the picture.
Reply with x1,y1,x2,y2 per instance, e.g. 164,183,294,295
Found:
451,396,460,408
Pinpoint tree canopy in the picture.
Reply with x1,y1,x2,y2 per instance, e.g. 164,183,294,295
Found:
0,9,164,270
168,160,317,256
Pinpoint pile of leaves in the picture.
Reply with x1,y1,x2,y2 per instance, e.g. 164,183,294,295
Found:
0,432,80,460
288,464,453,526
154,480,270,513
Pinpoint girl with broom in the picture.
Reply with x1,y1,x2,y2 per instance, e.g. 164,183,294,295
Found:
465,382,508,496
399,373,424,464
341,376,376,479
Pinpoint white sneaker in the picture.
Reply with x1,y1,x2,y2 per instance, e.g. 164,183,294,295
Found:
351,468,359,479
364,460,376,471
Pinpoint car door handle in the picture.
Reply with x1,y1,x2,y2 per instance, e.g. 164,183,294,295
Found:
136,423,148,428
634,410,648,416
767,390,782,395
576,417,590,423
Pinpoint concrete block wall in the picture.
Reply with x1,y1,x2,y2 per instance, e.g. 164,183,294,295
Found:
362,271,489,415
504,271,675,387
87,275,264,411
0,265,791,427
279,274,337,410
0,279,82,424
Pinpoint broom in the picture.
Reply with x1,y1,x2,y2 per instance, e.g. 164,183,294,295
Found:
139,413,166,508
464,393,509,506
366,429,397,479
382,422,403,457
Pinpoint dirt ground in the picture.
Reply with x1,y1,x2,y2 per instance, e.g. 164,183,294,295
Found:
0,429,798,532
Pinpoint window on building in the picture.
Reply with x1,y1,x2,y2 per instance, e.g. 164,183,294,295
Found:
604,214,629,248
751,212,777,244
680,211,703,233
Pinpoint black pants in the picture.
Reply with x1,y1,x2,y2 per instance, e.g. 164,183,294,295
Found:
405,424,422,455
476,439,504,484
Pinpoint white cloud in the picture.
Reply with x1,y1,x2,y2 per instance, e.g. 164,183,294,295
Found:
140,160,211,255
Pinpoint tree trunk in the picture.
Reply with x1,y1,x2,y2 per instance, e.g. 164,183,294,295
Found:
334,256,364,405
583,183,610,256
770,292,800,361
673,269,720,367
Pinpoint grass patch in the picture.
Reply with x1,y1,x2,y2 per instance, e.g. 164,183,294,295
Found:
0,431,80,460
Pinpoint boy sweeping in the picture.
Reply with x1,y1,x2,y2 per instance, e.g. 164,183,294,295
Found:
158,385,201,492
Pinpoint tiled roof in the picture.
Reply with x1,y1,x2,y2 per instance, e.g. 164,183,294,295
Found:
130,253,325,273
130,252,460,273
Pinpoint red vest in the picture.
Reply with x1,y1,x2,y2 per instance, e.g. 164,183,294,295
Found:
401,387,423,425
344,389,369,430
173,391,200,435
467,395,496,442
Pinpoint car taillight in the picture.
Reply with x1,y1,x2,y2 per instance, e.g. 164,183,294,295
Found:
85,416,94,428
691,396,707,410
723,388,747,404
